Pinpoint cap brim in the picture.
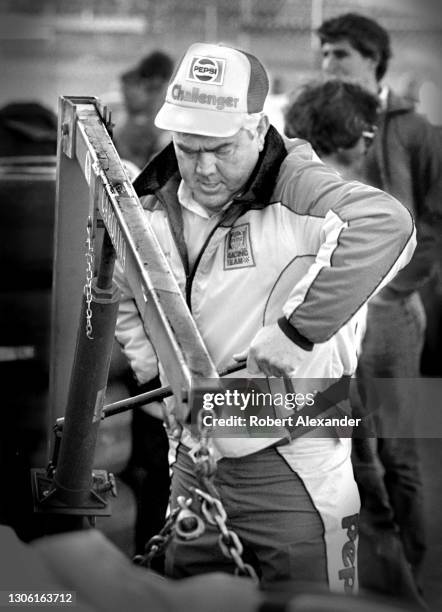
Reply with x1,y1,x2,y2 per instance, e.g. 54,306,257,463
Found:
154,101,246,137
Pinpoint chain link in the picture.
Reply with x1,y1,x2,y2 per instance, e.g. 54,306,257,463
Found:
192,407,218,488
191,486,259,583
174,495,206,540
133,505,181,568
190,406,258,582
84,216,94,339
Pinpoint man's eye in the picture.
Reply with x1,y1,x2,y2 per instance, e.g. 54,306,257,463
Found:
217,147,233,157
180,148,196,156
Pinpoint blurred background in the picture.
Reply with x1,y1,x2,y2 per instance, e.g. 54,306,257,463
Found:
1,0,441,125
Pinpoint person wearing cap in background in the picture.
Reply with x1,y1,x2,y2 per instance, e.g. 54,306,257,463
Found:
113,42,415,591
317,14,442,597
113,50,174,169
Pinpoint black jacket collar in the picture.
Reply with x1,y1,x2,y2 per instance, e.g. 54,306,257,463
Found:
133,125,288,207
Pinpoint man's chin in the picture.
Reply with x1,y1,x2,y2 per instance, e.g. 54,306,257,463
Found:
194,191,228,212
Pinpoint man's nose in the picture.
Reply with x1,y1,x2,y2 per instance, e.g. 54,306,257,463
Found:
196,152,216,176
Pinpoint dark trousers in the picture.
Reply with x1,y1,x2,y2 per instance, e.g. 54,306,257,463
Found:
352,292,426,604
128,409,170,555
119,372,170,567
166,445,328,590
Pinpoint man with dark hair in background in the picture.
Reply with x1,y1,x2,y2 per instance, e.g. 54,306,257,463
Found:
317,12,442,600
113,51,174,169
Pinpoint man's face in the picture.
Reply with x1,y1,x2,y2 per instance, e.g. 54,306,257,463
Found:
321,40,378,93
173,121,267,213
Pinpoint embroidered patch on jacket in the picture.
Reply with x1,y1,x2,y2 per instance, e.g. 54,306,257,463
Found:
224,223,255,270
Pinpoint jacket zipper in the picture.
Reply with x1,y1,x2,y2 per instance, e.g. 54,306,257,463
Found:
185,221,224,310
184,200,252,309
157,188,248,311
155,194,222,311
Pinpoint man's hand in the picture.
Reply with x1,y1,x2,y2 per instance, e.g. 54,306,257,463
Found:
234,323,310,377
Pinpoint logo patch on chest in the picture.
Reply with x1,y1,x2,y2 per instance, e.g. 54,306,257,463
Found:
224,223,255,270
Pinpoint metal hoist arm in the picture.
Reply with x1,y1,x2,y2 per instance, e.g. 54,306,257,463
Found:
30,96,221,523
50,96,219,426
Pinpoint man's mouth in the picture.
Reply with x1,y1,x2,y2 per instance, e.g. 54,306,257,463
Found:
198,182,221,193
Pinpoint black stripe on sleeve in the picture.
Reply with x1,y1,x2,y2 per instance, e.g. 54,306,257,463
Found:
277,317,314,351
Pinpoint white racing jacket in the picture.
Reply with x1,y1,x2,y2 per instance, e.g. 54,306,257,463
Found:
114,127,416,457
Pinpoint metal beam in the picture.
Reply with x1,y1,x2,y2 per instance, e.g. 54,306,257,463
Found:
49,96,219,427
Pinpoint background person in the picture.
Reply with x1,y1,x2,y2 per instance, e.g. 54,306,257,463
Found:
113,50,174,169
283,77,428,606
317,12,442,597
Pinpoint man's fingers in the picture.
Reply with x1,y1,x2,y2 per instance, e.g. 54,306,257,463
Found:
245,352,262,375
232,349,263,374
250,355,299,378
232,350,248,363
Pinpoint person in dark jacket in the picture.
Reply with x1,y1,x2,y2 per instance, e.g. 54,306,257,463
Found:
317,12,442,599
113,51,174,169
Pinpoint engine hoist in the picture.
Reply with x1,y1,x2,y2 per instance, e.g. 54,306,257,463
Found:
30,96,254,579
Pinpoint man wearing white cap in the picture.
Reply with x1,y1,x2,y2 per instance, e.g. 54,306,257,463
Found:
114,42,416,591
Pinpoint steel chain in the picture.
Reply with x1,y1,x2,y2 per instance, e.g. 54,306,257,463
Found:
84,216,94,339
134,408,258,583
133,505,182,568
193,407,217,479
191,486,258,583
191,406,259,583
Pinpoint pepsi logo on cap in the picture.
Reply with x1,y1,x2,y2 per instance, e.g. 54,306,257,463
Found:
187,56,225,85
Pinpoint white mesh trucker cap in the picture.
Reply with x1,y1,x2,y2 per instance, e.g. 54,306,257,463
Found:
154,42,269,137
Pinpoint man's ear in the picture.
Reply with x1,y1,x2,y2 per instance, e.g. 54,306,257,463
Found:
257,114,270,151
368,55,379,73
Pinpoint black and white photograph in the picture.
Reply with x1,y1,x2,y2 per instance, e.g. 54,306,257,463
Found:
1,1,441,611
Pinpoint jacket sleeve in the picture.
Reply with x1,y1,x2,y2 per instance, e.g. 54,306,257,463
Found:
278,157,416,346
113,259,159,385
386,114,442,294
